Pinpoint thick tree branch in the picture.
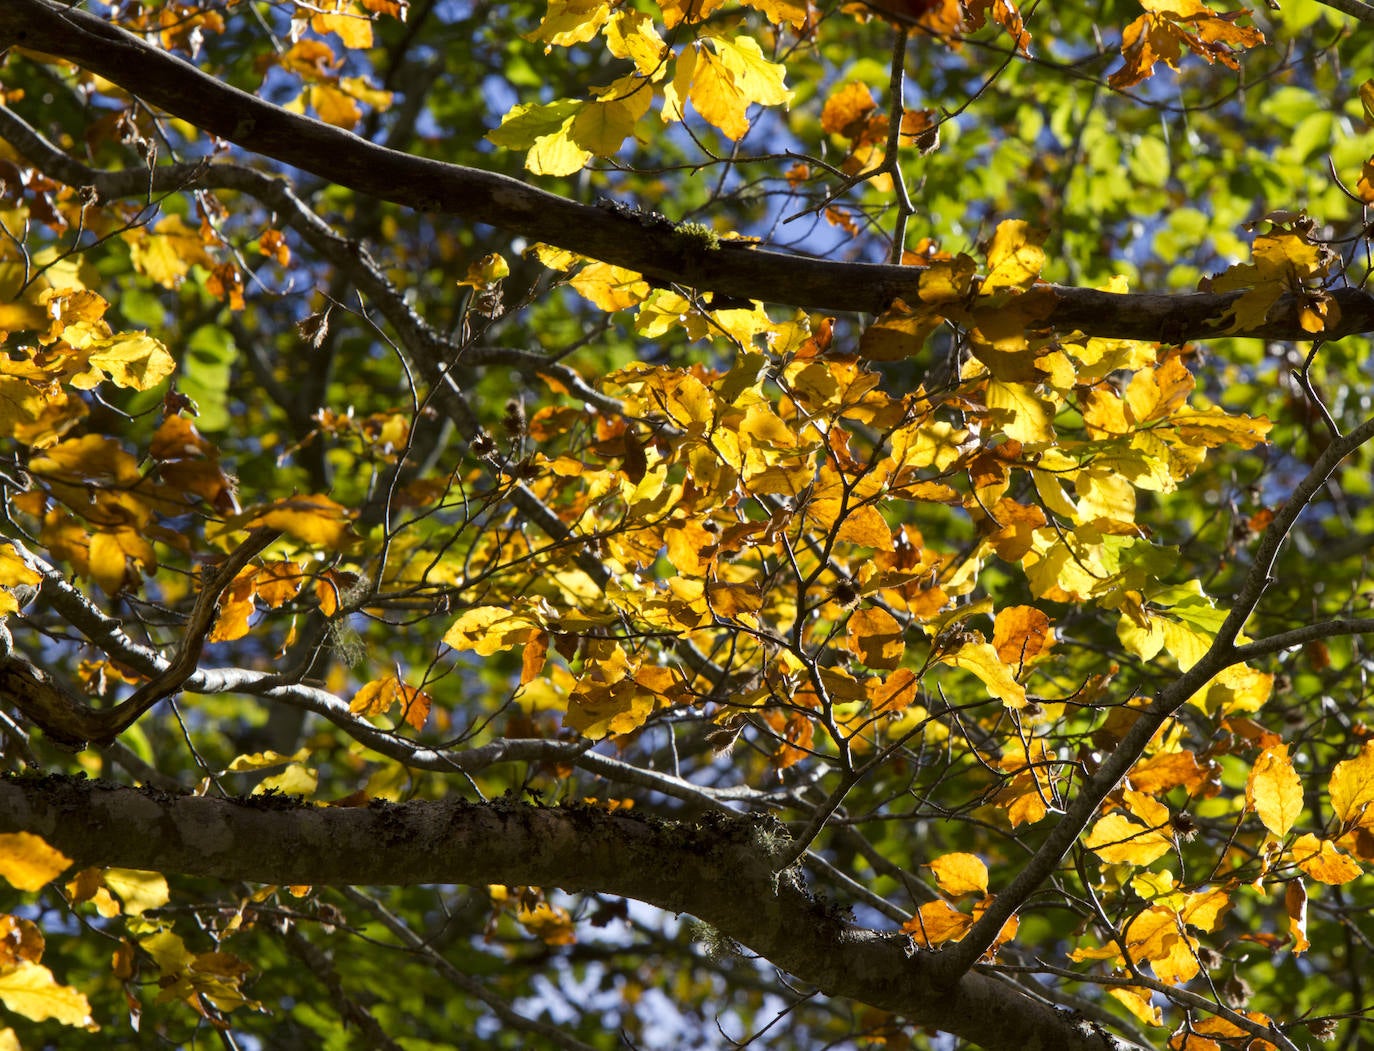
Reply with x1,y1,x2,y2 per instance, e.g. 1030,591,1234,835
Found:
0,776,1146,1051
3,0,1371,341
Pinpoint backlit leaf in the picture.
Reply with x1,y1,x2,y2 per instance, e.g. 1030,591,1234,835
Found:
937,640,1027,708
1290,833,1362,885
102,869,169,916
1084,811,1172,866
0,834,70,892
443,606,544,656
249,495,355,550
901,899,974,948
928,853,988,897
1329,740,1374,831
0,962,93,1028
1246,744,1303,837
981,220,1045,292
846,606,905,669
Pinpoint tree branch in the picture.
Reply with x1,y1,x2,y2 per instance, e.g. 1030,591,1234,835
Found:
0,776,1146,1051
2,0,1371,341
933,412,1374,984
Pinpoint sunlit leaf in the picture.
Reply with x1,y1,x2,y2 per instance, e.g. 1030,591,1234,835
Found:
0,962,94,1028
1329,740,1374,831
928,853,988,897
0,834,70,892
1290,833,1362,885
1246,744,1303,837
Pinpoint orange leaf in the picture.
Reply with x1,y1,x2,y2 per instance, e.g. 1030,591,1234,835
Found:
901,899,974,948
820,82,877,138
350,676,433,731
928,853,988,897
991,605,1052,665
521,630,550,686
210,570,258,643
846,606,905,670
1285,879,1309,954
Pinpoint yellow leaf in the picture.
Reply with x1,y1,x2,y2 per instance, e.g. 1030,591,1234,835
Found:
249,495,355,549
102,869,169,916
0,544,41,598
339,75,393,112
528,243,583,271
255,763,318,796
85,331,176,391
669,36,791,141
521,630,550,686
846,606,905,670
126,215,214,289
1330,740,1374,831
604,10,668,76
984,379,1056,445
1186,662,1272,716
981,220,1045,292
1207,231,1329,332
457,253,510,289
0,832,71,891
835,504,894,548
1179,886,1230,933
1361,78,1374,128
0,961,94,1028
569,262,650,311
573,75,653,156
1246,744,1303,837
308,83,362,129
938,640,1026,708
928,853,988,897
310,0,373,48
1290,833,1362,885
526,119,592,175
1169,404,1273,449
226,748,310,772
489,98,593,176
1109,987,1163,1028
858,300,942,361
443,606,543,655
1084,811,1173,866
0,916,43,970
563,679,656,739
517,901,577,945
869,667,919,714
525,0,611,48
1123,905,1198,985
708,34,792,108
1124,356,1193,425
254,561,304,607
820,81,877,138
209,571,257,643
140,930,191,973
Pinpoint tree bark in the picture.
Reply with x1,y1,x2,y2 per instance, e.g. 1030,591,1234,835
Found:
0,776,1143,1051
0,0,1368,342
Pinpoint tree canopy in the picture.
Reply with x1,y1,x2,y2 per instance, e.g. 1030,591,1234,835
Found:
1,0,1374,1048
